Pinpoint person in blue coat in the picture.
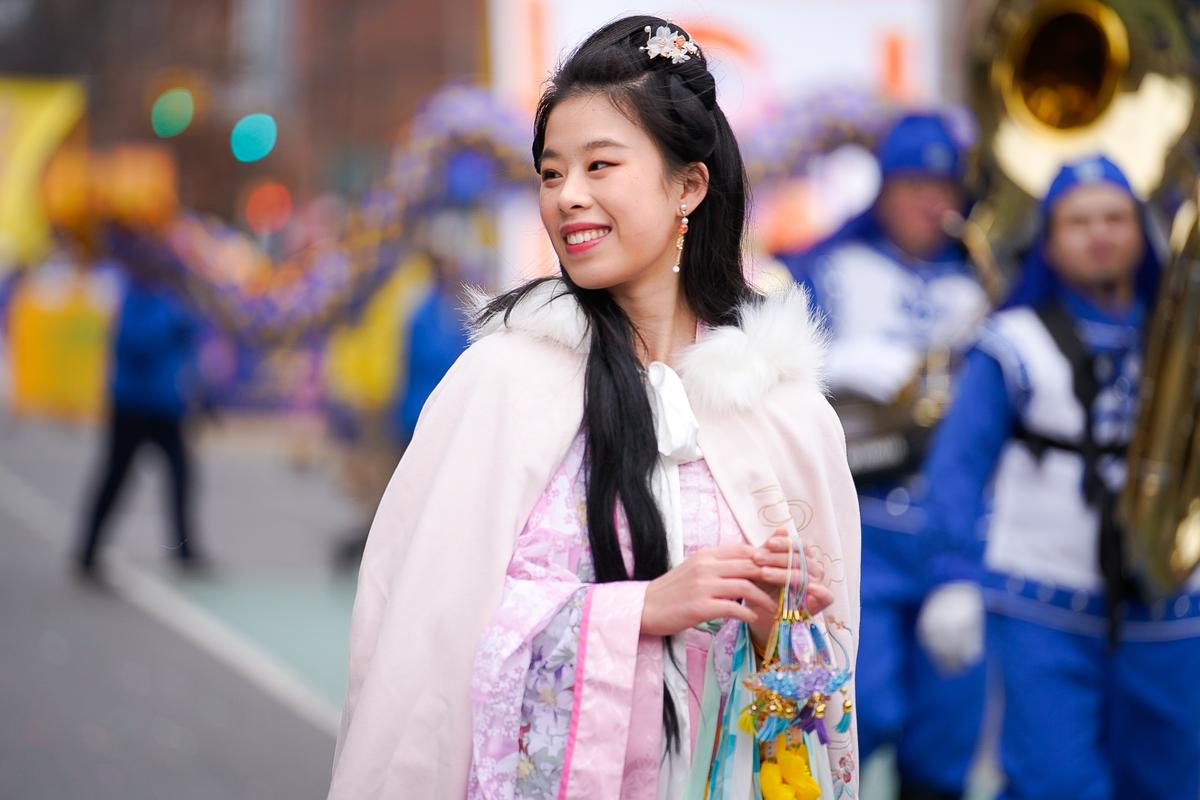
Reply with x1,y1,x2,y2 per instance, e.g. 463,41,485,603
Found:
76,258,205,576
392,193,484,444
778,112,990,799
921,155,1200,799
392,278,470,443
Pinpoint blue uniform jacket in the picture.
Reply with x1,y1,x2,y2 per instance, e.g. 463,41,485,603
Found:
922,287,1144,584
110,278,200,420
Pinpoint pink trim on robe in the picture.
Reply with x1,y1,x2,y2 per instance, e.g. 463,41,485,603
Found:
562,581,650,800
557,586,594,800
620,636,666,799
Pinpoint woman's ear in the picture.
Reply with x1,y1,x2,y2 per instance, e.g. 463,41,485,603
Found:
679,162,710,214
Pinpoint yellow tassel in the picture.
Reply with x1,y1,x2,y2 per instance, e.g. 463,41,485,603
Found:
777,742,822,800
737,706,756,736
760,762,798,800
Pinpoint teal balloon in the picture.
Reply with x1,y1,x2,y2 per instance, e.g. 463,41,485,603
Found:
231,114,278,162
151,89,194,138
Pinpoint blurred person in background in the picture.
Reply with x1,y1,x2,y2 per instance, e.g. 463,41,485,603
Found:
921,155,1200,800
75,226,208,578
777,112,989,799
333,205,480,569
391,209,477,448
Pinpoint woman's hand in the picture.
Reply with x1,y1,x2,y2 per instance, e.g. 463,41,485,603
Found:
752,529,834,609
748,529,835,650
641,544,778,637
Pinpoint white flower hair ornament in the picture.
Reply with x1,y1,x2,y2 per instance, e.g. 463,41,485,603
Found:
641,25,700,65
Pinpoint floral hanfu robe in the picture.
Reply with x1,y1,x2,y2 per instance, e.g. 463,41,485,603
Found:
469,430,746,799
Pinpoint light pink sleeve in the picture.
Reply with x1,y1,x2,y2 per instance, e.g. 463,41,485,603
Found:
468,436,658,800
468,438,588,799
562,583,656,800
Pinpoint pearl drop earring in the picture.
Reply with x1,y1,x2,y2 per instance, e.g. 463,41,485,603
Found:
673,203,689,274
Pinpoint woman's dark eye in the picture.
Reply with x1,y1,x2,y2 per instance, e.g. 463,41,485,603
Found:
588,161,612,171
540,169,562,182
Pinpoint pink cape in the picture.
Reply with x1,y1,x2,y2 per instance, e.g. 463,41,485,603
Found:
328,282,861,798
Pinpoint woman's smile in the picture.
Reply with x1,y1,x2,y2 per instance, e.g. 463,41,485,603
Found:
560,222,612,254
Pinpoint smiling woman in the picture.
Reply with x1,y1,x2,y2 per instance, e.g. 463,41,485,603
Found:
328,15,861,800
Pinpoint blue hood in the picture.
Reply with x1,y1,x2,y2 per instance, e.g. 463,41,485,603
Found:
1002,154,1161,311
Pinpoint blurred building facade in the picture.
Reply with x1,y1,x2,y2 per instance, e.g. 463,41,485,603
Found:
0,0,487,220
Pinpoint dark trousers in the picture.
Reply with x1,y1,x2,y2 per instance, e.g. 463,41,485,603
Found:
78,407,196,566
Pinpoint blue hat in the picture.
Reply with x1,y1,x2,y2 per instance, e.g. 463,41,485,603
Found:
876,113,964,182
1003,154,1160,310
1040,154,1135,217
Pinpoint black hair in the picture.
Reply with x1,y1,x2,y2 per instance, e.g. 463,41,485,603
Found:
479,15,757,751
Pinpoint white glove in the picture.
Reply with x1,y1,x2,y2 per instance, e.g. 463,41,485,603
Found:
916,581,985,676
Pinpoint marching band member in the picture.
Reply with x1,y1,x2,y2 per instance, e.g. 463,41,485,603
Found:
922,155,1200,800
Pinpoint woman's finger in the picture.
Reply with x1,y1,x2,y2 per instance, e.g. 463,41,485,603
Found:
752,550,805,568
718,578,776,615
757,566,825,588
765,535,796,552
752,569,834,610
752,551,821,581
711,599,757,625
755,541,825,576
805,584,835,614
714,557,767,579
755,566,791,586
703,543,760,562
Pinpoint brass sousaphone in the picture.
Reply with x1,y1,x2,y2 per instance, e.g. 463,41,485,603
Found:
1120,185,1200,595
968,0,1200,594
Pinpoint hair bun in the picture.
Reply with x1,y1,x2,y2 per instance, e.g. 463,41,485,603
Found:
666,72,717,159
676,66,716,112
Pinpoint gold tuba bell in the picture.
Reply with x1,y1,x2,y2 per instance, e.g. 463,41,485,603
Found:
967,0,1198,253
968,0,1200,594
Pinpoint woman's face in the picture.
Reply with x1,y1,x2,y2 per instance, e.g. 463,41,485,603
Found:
538,93,702,293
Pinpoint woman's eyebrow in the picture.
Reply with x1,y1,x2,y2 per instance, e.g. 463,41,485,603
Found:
583,138,627,151
541,139,629,161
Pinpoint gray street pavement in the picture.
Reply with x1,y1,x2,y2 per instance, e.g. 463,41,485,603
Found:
0,413,363,800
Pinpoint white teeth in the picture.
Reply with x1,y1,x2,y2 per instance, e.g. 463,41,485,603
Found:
565,228,609,245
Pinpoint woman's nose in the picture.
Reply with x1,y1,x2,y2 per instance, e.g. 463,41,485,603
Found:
557,171,591,212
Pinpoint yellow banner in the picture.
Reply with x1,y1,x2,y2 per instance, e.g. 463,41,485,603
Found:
0,77,86,270
8,267,115,420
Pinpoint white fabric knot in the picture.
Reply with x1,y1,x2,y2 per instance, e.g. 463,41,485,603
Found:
646,361,702,465
644,361,703,799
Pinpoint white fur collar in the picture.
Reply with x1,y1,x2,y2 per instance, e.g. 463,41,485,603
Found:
465,279,827,411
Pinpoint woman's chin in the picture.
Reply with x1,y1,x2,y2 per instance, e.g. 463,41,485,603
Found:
562,261,670,293
562,266,621,291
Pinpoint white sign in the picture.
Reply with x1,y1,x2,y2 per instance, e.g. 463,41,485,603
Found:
486,0,945,280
